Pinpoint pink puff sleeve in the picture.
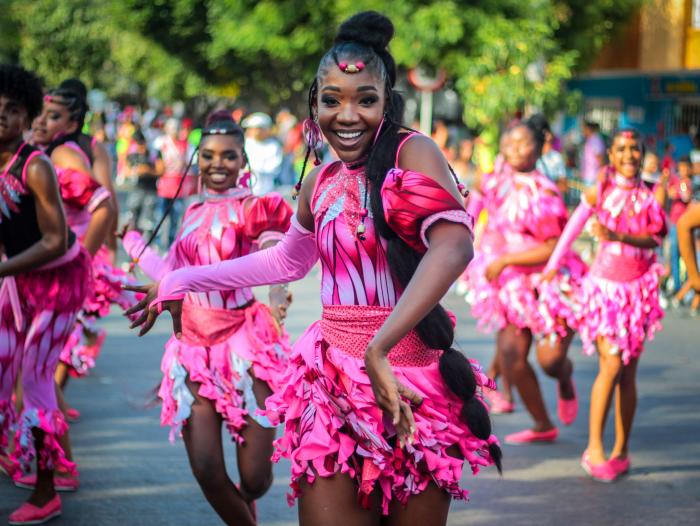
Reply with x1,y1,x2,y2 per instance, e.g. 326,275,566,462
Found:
56,167,110,212
644,196,668,244
380,168,473,254
243,193,294,246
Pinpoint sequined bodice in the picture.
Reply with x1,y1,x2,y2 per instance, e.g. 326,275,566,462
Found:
312,163,399,307
173,189,256,309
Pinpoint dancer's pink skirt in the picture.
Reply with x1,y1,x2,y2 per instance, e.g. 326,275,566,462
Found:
265,305,499,514
0,245,91,478
158,301,290,443
467,250,586,336
576,263,664,364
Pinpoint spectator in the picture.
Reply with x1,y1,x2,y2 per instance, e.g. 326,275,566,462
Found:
668,156,694,294
242,112,283,195
581,120,605,186
125,129,160,233
530,114,567,194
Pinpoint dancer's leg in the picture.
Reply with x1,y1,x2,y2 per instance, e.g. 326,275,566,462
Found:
611,357,639,460
498,324,554,431
181,378,255,526
298,473,380,526
587,337,623,464
535,329,575,399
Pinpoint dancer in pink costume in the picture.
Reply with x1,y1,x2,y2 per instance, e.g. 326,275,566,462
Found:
123,111,293,525
464,120,585,444
544,128,666,482
32,87,130,381
128,13,501,526
0,64,91,525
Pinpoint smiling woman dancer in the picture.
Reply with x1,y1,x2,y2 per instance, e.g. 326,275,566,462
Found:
127,12,501,526
122,111,293,525
0,64,91,525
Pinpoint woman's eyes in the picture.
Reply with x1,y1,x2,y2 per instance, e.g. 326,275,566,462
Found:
359,96,379,106
320,96,379,107
320,96,339,106
201,153,238,161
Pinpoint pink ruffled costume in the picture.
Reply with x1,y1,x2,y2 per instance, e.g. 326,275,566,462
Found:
55,141,137,376
123,188,293,443
0,143,91,478
152,136,499,513
545,174,667,364
465,167,587,336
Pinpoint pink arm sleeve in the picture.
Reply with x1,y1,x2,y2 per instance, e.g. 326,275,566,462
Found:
122,230,168,281
154,215,319,303
543,199,594,273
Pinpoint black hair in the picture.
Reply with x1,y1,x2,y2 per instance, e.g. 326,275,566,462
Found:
45,86,88,130
526,113,551,135
59,78,88,101
297,11,501,471
129,109,246,270
678,155,691,165
584,120,600,131
0,63,44,123
517,118,546,159
132,128,146,144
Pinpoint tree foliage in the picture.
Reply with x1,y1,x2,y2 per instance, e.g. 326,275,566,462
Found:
2,0,644,126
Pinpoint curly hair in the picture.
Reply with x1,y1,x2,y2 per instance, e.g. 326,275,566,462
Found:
0,64,44,122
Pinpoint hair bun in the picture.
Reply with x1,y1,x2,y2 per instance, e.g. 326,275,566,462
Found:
335,11,394,52
205,109,235,127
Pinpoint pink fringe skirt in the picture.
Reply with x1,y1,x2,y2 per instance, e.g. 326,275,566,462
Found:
265,305,499,514
158,301,290,443
577,263,664,364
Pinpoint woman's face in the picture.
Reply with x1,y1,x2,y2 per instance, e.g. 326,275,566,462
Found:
609,134,642,179
36,100,79,143
505,125,538,172
198,134,244,192
316,63,386,163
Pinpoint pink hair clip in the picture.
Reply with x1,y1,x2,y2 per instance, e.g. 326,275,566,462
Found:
43,94,53,103
620,130,636,138
338,61,365,74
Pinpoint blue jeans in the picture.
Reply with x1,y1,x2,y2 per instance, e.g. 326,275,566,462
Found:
669,223,680,293
157,197,185,248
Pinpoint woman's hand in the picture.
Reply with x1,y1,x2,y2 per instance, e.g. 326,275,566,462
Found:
365,346,423,447
269,285,292,323
591,221,620,242
124,283,183,337
485,257,508,282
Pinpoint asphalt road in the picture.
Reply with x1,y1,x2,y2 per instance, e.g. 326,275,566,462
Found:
1,273,699,525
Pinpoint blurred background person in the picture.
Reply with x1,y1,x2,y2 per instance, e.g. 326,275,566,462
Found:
581,120,605,187
125,128,160,234
241,112,282,195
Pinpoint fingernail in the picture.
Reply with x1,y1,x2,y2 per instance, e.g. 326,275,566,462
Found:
176,333,182,339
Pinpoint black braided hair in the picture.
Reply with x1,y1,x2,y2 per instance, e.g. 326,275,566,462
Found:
45,87,88,130
0,64,43,123
301,11,502,471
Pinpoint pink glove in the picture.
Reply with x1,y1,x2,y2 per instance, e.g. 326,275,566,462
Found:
154,215,318,305
544,199,594,274
465,190,484,219
122,230,168,280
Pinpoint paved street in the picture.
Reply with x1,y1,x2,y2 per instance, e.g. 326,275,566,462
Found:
1,272,699,525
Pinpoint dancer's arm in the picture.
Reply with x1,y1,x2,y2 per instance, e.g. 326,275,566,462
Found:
485,239,557,281
543,190,596,276
676,203,700,291
92,140,119,255
0,156,69,276
121,230,169,280
591,223,660,249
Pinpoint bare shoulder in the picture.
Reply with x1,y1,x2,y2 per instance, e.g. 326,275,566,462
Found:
52,144,90,173
24,154,57,193
396,134,447,177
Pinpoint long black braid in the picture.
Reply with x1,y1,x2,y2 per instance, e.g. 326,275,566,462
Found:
294,11,502,471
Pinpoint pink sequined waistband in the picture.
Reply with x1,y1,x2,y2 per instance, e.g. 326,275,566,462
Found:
591,246,652,281
320,305,441,367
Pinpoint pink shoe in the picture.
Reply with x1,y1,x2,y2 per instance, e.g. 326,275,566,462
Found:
580,451,618,483
0,454,19,478
15,472,80,492
608,456,631,476
505,427,558,445
66,408,81,422
8,495,61,525
557,379,578,426
483,388,515,414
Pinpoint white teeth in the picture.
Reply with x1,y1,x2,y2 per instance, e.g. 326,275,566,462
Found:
209,173,228,183
336,131,362,139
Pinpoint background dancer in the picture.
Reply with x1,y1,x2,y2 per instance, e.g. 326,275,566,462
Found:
465,120,584,444
544,128,666,482
121,111,293,525
127,12,501,526
0,64,91,525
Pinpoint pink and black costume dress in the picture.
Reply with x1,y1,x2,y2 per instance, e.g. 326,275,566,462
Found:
50,139,136,376
544,173,667,363
150,136,500,513
465,166,587,337
0,143,91,478
122,187,293,443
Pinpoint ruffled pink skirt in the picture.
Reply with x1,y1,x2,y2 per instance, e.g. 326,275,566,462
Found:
158,301,290,443
265,305,499,514
577,263,664,364
466,250,586,337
